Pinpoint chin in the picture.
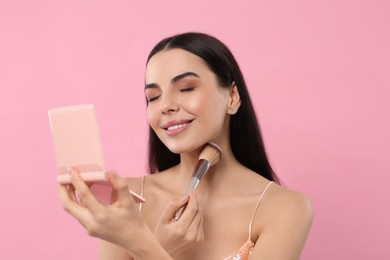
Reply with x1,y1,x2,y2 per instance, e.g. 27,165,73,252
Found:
164,144,191,154
162,140,205,155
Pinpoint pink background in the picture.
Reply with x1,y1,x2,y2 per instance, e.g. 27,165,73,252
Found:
1,0,389,259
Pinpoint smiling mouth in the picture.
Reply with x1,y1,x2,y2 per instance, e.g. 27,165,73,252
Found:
162,120,194,131
165,122,190,130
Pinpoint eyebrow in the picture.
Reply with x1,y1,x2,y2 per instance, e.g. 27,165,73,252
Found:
145,72,200,89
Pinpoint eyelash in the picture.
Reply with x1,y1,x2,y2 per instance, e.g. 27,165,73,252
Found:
180,87,194,92
147,96,160,103
146,87,194,103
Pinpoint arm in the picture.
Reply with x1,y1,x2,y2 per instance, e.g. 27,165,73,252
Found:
99,240,133,260
250,191,313,260
98,179,134,260
98,228,174,260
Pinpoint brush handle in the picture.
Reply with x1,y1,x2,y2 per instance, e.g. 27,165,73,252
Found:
174,160,210,220
192,159,210,180
174,177,198,220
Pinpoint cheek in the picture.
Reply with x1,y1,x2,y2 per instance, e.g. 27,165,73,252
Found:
185,96,207,113
186,92,228,127
146,106,158,129
185,90,225,114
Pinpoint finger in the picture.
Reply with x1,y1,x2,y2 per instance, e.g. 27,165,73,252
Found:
176,191,199,229
58,184,90,221
184,206,204,242
67,185,87,207
189,204,203,230
185,192,203,233
69,167,103,214
108,170,133,206
58,184,72,205
161,195,190,223
67,184,78,202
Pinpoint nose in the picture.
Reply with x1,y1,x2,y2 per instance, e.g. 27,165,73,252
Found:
161,95,180,114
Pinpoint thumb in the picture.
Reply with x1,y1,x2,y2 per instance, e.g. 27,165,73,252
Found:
161,195,189,222
108,170,131,204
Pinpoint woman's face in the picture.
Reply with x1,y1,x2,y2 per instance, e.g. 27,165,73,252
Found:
145,48,233,154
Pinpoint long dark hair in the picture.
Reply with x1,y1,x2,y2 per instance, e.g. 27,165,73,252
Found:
145,32,280,183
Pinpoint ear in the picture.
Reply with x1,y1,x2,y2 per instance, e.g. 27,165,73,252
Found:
227,82,241,115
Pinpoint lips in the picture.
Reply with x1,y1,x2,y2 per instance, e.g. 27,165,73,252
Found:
166,122,190,131
161,119,193,136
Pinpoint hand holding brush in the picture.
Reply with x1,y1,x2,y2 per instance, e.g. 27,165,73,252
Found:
174,142,222,220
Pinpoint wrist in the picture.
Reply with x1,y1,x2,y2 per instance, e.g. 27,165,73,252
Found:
127,223,173,260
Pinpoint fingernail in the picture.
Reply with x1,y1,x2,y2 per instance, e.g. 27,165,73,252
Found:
67,167,73,175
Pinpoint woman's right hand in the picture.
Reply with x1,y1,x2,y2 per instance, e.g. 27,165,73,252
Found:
58,169,146,249
60,168,175,259
154,191,204,257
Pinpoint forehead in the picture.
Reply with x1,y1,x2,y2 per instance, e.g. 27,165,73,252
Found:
145,48,212,84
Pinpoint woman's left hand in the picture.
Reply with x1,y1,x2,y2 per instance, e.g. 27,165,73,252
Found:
58,168,145,250
154,191,204,257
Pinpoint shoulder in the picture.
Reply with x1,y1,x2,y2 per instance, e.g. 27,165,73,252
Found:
270,183,311,206
262,183,313,231
227,164,312,218
250,183,313,258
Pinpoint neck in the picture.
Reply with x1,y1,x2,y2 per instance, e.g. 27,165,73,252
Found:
175,142,237,187
176,148,203,180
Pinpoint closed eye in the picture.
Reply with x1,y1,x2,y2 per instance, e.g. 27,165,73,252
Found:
147,95,160,102
180,87,194,92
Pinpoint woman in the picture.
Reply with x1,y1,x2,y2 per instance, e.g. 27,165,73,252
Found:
59,32,313,259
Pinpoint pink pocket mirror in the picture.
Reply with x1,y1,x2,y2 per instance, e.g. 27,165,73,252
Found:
48,104,108,184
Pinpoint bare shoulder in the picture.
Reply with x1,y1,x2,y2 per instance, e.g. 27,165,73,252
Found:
262,183,313,231
249,182,313,258
270,184,311,209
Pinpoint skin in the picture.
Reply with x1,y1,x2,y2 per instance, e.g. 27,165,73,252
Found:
59,48,313,259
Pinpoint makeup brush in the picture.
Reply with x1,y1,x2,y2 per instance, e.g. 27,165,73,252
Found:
174,142,223,220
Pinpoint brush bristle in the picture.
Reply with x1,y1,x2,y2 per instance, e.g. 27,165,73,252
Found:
199,142,222,166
